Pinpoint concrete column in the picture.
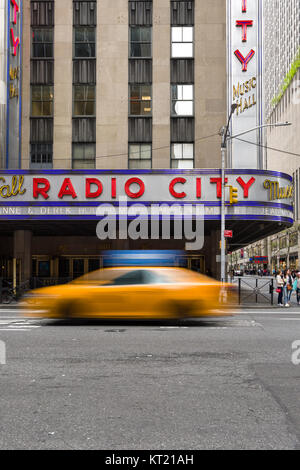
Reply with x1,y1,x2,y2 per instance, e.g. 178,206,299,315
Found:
96,0,128,169
152,0,170,169
13,230,32,283
209,230,221,280
194,1,226,168
84,258,89,274
53,258,59,278
53,0,73,168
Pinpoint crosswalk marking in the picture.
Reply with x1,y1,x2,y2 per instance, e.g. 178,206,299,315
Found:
0,318,42,332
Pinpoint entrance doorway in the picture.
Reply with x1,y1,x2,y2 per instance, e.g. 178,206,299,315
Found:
176,255,205,274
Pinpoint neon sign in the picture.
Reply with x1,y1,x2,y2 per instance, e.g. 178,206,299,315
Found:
234,0,255,72
10,0,20,56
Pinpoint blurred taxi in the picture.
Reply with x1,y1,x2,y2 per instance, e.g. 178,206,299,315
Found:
24,267,237,319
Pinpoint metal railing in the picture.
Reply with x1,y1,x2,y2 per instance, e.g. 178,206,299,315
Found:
229,276,274,305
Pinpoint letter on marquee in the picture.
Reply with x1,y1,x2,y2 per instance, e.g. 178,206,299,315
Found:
236,177,256,198
234,49,255,72
33,178,50,200
58,178,77,199
242,0,247,13
196,178,201,199
236,20,253,42
111,178,116,199
169,178,187,199
125,178,145,199
86,178,103,198
210,178,228,199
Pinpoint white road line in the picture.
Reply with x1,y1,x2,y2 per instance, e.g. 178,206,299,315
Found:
280,318,300,321
0,329,32,332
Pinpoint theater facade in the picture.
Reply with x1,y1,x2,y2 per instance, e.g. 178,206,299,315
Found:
0,169,293,284
0,1,294,285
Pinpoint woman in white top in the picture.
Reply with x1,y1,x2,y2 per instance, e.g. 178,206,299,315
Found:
276,270,284,306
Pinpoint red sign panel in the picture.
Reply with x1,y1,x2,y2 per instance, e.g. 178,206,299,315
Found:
224,230,233,238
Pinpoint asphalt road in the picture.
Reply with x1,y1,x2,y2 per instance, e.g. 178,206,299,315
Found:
0,307,300,450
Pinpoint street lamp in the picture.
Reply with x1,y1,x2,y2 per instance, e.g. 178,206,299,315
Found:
220,116,292,283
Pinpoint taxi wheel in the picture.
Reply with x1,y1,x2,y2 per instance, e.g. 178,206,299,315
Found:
168,302,190,319
60,301,77,319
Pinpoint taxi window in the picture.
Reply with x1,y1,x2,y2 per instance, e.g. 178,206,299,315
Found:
109,270,167,286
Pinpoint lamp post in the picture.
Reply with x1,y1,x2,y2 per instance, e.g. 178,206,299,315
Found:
220,117,292,283
220,103,238,283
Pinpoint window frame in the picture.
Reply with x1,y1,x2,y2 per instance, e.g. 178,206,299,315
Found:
129,26,152,59
73,26,96,59
170,143,194,169
72,142,96,169
73,84,96,117
31,27,54,59
171,84,194,117
128,143,152,169
171,26,194,59
129,84,152,117
30,142,53,167
31,85,54,117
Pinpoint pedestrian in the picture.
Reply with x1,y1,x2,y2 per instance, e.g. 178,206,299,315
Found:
276,270,284,307
286,269,293,304
282,269,292,307
297,272,300,306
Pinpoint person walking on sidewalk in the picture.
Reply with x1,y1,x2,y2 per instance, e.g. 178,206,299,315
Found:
297,272,300,306
283,269,292,307
287,269,293,303
276,270,284,307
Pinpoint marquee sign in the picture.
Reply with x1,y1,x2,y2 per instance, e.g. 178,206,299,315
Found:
6,0,22,169
227,0,263,169
0,170,293,224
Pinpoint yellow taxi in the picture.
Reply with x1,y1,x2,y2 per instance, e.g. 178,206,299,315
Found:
24,267,236,319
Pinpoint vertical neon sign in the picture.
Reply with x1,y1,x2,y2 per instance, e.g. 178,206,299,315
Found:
228,0,263,169
6,0,22,169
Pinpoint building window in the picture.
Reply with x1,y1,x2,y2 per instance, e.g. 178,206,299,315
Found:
289,232,298,248
72,143,96,169
171,84,193,116
32,28,53,58
171,143,194,169
30,143,53,166
130,26,152,58
74,27,96,58
31,85,54,116
129,144,152,169
171,27,193,58
129,85,152,115
279,236,287,250
73,85,95,116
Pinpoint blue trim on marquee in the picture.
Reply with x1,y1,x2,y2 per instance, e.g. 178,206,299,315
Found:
0,168,293,181
0,201,294,212
0,215,294,225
